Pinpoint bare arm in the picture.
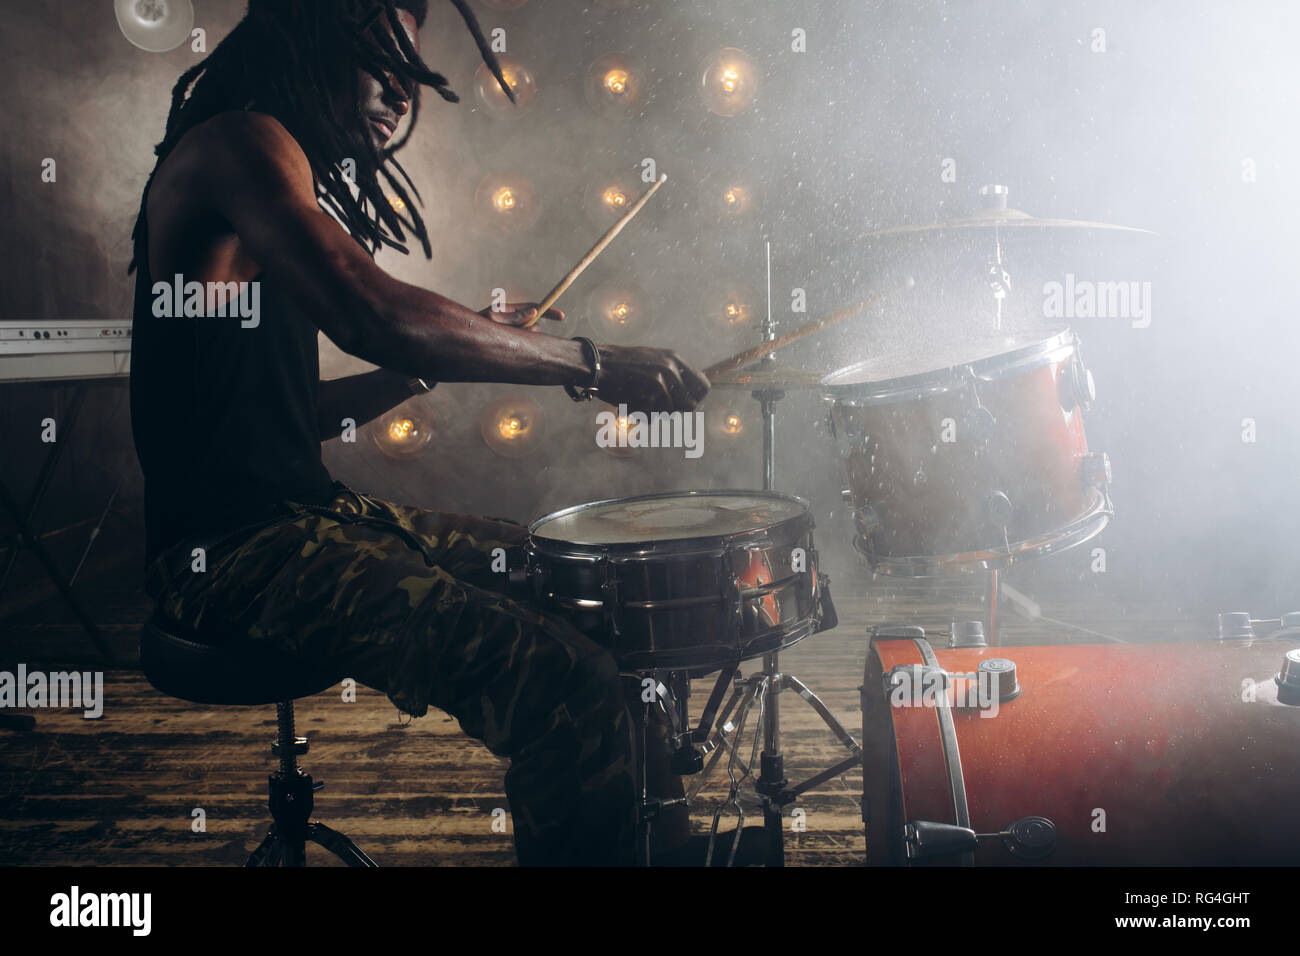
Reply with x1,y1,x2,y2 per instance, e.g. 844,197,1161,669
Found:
317,369,420,441
316,304,561,441
184,112,707,411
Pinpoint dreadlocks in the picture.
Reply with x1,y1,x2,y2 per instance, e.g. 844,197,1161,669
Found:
129,0,512,271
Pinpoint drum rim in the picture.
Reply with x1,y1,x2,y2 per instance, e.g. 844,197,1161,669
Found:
821,328,1076,405
528,487,812,554
856,488,1112,576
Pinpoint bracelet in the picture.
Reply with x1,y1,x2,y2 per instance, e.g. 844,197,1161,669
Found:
564,336,601,402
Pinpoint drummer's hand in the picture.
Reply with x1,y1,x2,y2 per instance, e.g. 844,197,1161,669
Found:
480,302,564,329
596,345,710,413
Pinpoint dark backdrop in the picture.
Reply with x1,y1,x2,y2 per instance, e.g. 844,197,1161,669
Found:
2,0,1297,628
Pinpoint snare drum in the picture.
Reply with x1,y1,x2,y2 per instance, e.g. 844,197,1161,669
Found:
862,631,1300,865
823,330,1111,575
527,490,830,674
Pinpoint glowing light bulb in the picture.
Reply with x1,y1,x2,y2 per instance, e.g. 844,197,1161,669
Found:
477,173,539,233
481,396,544,458
721,185,750,216
604,69,629,94
586,53,644,118
499,415,523,439
585,174,638,226
701,48,757,117
474,57,536,117
587,281,651,342
387,195,406,212
707,407,748,441
373,409,434,459
725,300,746,323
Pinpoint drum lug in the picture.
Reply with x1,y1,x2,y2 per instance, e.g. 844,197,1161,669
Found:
1082,451,1112,488
600,561,620,639
1275,649,1300,706
854,504,882,537
985,491,1014,528
822,397,838,440
1060,355,1097,412
815,571,838,632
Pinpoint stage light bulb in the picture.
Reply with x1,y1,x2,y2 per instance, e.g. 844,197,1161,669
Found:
706,281,758,330
720,184,751,218
585,53,644,118
584,172,640,227
476,173,539,233
606,70,629,94
372,409,434,460
587,281,652,342
707,406,749,442
387,195,406,212
702,48,758,117
481,396,545,458
474,57,536,117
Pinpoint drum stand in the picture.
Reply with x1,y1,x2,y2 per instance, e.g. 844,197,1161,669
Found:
633,659,860,867
630,366,861,867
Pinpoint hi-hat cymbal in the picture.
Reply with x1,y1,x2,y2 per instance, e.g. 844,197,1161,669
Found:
859,185,1154,240
115,0,195,53
711,361,830,389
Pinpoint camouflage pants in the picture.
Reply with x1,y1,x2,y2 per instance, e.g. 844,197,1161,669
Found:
153,482,636,866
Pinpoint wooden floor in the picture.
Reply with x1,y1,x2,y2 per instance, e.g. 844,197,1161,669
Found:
0,571,1219,867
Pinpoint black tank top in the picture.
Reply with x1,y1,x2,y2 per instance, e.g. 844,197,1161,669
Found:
130,228,336,564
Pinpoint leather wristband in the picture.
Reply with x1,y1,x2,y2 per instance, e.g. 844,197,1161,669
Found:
564,336,601,402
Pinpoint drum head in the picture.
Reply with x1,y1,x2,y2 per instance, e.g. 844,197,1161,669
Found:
530,490,807,547
821,327,1066,390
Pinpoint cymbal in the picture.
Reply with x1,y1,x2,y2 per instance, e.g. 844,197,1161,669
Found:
859,185,1153,240
115,0,195,53
710,361,830,389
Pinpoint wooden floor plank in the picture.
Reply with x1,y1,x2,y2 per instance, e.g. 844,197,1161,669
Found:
0,589,1221,866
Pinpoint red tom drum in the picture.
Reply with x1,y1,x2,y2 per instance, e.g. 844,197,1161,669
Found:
824,330,1111,575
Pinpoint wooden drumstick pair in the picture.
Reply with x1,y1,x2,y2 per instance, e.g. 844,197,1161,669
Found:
520,172,911,376
520,174,667,329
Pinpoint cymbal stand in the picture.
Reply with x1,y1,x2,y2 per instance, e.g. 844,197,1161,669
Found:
700,240,861,866
632,659,861,867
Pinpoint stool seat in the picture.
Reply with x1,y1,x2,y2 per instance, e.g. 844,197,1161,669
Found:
140,615,342,706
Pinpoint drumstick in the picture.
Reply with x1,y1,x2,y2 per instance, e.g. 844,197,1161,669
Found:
704,277,915,378
521,174,668,329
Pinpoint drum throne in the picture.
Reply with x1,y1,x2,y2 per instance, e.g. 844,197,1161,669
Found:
139,614,377,867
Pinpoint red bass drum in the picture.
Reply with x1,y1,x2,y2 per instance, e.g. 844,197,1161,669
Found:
861,629,1300,865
